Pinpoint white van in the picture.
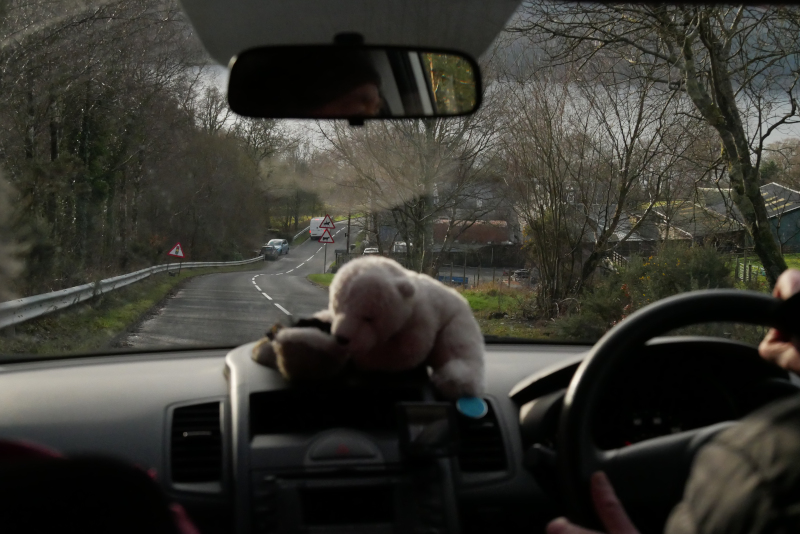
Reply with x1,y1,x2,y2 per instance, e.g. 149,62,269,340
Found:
309,217,325,239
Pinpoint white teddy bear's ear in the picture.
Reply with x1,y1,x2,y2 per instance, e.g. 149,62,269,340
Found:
397,279,415,298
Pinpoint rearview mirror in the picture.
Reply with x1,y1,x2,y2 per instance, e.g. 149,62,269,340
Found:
227,45,481,120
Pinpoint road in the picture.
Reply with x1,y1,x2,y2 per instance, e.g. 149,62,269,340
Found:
124,225,349,349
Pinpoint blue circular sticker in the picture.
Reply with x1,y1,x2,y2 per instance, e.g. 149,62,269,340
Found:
456,397,488,419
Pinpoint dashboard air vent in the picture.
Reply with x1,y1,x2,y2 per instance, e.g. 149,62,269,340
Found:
171,402,222,483
457,401,507,473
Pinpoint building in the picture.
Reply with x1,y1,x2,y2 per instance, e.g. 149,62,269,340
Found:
700,182,800,252
433,219,516,249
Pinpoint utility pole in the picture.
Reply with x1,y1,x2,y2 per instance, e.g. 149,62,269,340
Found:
346,212,352,253
450,252,454,285
463,250,467,287
491,246,495,283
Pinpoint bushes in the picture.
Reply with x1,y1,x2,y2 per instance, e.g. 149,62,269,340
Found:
554,282,631,340
554,243,733,341
621,243,733,309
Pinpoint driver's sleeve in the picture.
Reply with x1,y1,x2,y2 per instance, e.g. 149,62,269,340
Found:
665,394,800,534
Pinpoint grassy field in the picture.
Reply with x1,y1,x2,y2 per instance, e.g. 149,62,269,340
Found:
458,284,551,340
0,263,262,358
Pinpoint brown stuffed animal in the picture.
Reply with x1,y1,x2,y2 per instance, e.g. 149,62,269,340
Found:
252,310,349,381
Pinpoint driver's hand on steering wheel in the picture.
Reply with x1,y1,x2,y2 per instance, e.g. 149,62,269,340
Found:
546,472,639,534
759,268,800,374
547,271,800,534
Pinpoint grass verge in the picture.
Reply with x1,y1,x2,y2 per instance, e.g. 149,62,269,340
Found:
293,232,311,246
307,274,334,287
0,262,262,358
458,283,551,340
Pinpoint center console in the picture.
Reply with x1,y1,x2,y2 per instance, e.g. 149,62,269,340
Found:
226,343,462,534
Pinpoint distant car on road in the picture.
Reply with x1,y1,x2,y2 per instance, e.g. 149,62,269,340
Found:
261,239,288,260
512,269,530,281
309,217,325,239
362,247,379,256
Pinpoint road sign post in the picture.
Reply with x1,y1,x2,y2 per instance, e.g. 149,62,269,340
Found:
168,243,185,275
346,212,351,253
318,226,335,273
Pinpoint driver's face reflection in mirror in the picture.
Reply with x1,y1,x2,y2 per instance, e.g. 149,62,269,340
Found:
312,81,382,117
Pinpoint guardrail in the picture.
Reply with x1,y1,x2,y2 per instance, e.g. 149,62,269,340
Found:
292,226,310,241
0,256,263,329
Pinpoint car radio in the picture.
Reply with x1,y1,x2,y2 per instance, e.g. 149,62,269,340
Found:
249,403,460,533
226,345,462,534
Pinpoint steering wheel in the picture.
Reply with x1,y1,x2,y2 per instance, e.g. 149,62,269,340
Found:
557,289,800,532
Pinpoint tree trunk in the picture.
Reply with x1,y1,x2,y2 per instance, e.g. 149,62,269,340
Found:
683,22,787,285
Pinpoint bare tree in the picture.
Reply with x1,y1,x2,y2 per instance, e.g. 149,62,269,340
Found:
497,58,693,313
320,112,501,274
514,3,800,286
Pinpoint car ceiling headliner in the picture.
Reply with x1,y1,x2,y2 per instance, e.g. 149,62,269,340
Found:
179,0,521,66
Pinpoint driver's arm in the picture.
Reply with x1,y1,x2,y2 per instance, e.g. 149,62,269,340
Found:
547,269,800,534
759,269,800,373
546,472,638,534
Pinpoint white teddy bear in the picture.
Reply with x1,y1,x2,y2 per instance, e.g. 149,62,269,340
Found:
253,256,485,399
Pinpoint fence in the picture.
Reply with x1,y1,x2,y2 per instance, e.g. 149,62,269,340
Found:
734,259,764,282
0,256,263,330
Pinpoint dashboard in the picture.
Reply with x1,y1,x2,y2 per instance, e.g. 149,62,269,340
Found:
0,338,797,534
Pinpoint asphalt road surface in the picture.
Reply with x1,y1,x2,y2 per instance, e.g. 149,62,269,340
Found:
124,226,349,349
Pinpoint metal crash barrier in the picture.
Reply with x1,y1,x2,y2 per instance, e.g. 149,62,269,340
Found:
0,257,263,329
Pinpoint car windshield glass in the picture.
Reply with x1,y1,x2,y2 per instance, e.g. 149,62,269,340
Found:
0,1,795,358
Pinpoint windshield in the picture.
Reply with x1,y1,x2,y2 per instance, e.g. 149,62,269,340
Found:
0,1,796,358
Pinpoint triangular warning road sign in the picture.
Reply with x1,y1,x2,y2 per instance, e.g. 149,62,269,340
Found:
168,243,185,258
319,214,336,229
318,229,335,244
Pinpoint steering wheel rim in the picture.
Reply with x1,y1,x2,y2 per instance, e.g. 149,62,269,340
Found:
556,289,800,527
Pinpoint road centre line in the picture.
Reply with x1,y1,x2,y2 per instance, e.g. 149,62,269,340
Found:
298,262,305,267
287,269,294,273
254,285,261,291
307,256,314,262
261,292,272,301
274,303,292,315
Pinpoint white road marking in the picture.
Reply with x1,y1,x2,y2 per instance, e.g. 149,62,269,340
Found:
317,247,322,253
261,292,272,300
274,303,292,315
297,262,305,267
254,285,261,291
287,269,294,273
307,256,314,262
